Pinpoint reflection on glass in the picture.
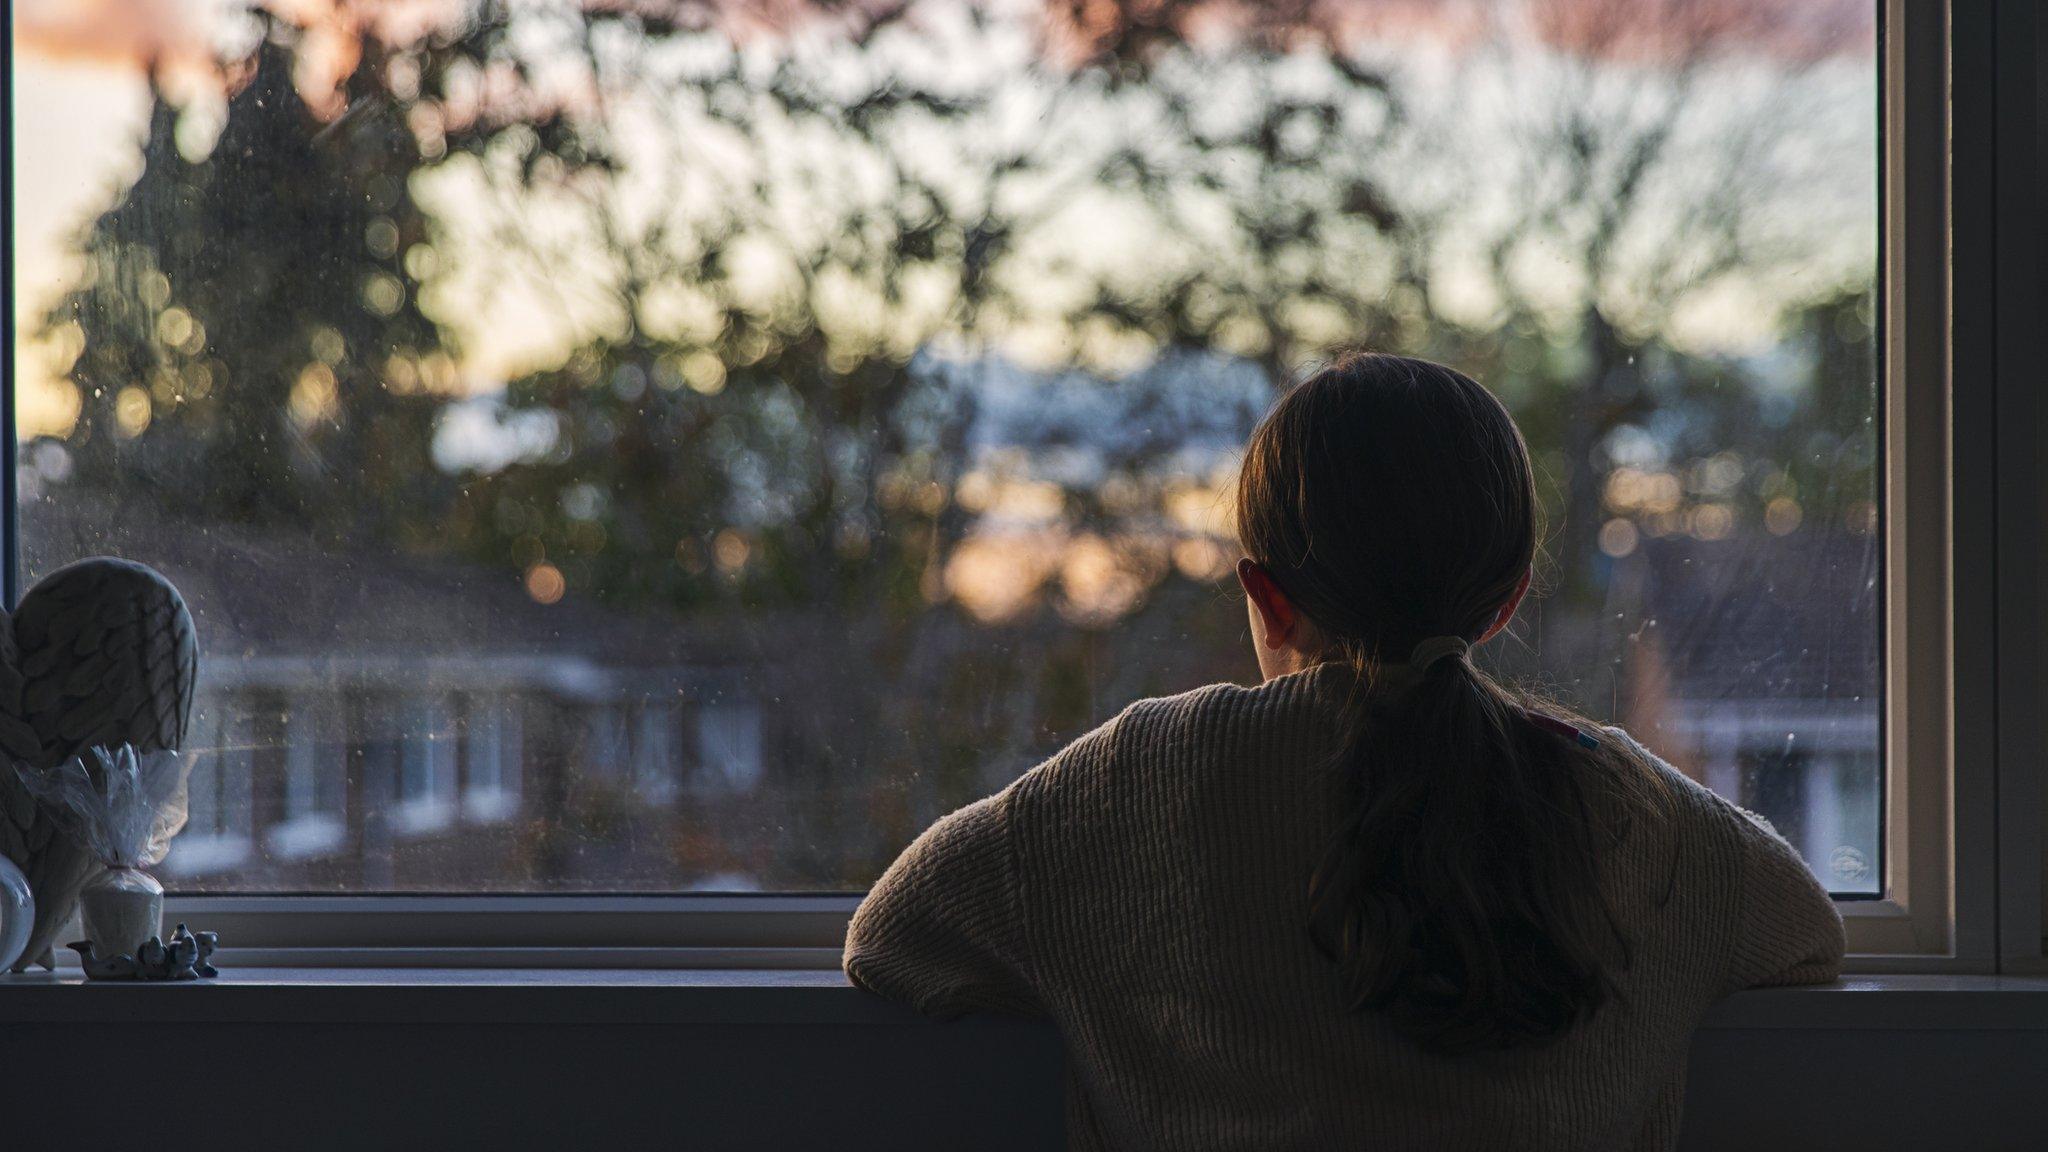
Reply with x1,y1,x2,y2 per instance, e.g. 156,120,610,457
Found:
13,0,1880,893
461,695,522,823
271,695,346,860
168,699,254,876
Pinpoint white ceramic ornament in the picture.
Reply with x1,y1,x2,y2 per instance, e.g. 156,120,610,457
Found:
0,854,32,972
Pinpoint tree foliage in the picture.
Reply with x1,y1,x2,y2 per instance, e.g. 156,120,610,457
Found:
32,0,1880,878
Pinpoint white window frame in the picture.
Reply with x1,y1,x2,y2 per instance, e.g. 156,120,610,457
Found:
587,703,632,784
695,698,766,795
632,698,680,805
165,697,256,878
392,694,459,837
1,0,2033,969
267,693,348,861
461,693,524,824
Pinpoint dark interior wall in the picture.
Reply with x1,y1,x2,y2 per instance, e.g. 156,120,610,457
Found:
5,1018,1065,1151
1681,1026,2046,1151
3,982,2044,1151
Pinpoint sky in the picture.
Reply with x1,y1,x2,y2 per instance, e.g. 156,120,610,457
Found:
10,0,1877,439
15,55,155,435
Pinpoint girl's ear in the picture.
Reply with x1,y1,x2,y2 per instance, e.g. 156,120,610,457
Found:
1236,558,1299,648
1480,567,1533,643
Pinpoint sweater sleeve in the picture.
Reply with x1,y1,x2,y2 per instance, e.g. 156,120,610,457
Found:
1725,807,1847,991
843,789,1038,1019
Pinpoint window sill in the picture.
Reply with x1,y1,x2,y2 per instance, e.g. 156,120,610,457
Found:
161,835,254,876
0,967,893,1024
392,799,458,837
265,814,347,860
1698,974,2048,1030
153,893,1976,972
460,790,521,823
2,968,2043,1030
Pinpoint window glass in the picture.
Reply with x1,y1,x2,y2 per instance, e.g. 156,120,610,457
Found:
11,0,1881,894
166,696,254,876
461,694,522,823
395,696,457,835
271,695,347,860
698,701,765,795
633,700,679,804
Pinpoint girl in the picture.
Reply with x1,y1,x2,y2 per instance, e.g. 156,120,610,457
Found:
845,352,1843,1150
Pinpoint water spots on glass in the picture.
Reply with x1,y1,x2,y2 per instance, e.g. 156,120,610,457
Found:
524,562,566,605
14,0,1881,893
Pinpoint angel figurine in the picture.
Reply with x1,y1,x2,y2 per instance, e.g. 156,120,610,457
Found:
0,559,198,971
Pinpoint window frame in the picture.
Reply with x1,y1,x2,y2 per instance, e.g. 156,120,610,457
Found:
459,692,524,824
1837,0,1979,967
1979,0,2048,974
267,692,349,860
165,698,258,877
0,0,2033,970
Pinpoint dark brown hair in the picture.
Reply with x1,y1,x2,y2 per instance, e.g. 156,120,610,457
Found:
1236,351,1659,1054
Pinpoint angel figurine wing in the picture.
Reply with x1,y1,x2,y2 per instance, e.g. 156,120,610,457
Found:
0,558,198,970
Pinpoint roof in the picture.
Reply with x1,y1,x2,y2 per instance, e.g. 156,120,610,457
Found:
19,489,767,691
1627,526,1880,705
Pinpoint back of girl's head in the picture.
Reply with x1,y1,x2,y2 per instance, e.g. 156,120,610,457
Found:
1236,353,1535,651
1237,351,1649,1054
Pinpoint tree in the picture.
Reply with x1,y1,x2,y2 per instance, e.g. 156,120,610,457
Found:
400,0,1417,867
1397,0,1876,609
32,0,1885,884
46,25,454,541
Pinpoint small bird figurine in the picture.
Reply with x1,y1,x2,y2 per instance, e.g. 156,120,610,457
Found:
0,558,198,971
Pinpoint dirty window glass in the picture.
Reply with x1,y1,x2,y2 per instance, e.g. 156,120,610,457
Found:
11,0,1879,894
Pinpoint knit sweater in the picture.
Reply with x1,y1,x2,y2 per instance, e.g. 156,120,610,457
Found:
844,662,1845,1150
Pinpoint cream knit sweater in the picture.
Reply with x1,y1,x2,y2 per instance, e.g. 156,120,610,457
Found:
845,663,1845,1150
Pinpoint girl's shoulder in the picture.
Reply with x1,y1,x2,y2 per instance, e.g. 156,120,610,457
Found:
1119,664,1349,753
1598,724,1804,855
1012,667,1347,812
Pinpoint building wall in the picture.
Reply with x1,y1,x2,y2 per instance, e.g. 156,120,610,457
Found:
164,676,772,892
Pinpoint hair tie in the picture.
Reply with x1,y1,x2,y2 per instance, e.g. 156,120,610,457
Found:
1408,636,1469,670
1523,708,1602,750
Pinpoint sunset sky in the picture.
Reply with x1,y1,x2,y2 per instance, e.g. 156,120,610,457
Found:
11,0,1877,440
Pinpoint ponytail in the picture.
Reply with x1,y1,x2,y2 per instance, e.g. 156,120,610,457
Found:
1233,351,1662,1055
1306,640,1635,1054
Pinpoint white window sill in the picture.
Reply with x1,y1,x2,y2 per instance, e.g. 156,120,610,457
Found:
393,800,457,837
162,835,254,875
682,871,763,893
460,790,520,824
146,894,1981,975
633,782,679,806
266,815,347,860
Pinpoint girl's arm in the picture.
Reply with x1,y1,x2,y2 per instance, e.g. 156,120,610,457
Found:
1726,810,1848,990
843,789,1039,1019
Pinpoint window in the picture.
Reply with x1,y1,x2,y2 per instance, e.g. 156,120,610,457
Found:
394,696,458,836
461,694,523,823
269,694,348,860
166,697,254,876
697,700,765,795
15,0,2018,965
632,699,679,804
586,705,631,785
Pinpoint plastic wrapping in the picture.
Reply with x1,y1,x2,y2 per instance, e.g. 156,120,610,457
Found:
13,745,190,872
14,746,189,957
